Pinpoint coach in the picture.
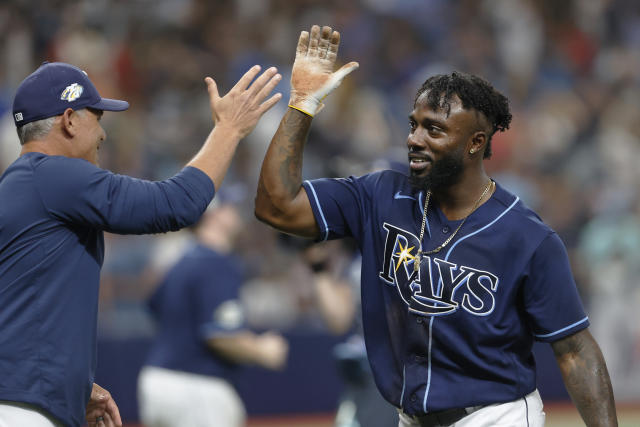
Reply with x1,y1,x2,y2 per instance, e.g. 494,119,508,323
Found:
0,61,281,427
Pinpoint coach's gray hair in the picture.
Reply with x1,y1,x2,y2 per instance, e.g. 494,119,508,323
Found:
16,116,58,145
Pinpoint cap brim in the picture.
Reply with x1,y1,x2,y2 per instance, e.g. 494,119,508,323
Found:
91,98,129,112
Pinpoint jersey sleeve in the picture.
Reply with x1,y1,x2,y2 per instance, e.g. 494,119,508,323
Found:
302,176,367,241
33,156,214,234
523,232,590,342
194,260,246,340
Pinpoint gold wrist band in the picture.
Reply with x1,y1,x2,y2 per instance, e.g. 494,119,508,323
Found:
288,104,314,117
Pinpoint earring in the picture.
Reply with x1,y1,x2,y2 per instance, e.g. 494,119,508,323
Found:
469,149,475,154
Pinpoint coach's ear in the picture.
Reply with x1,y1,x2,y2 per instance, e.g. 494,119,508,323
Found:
60,108,78,137
468,131,486,156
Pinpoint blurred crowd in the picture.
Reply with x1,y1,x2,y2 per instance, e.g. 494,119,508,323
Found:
1,0,639,401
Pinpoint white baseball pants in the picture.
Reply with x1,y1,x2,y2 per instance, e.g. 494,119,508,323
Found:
398,389,545,427
0,401,63,427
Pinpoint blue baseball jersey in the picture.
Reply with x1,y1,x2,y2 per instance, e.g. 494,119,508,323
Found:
0,153,214,427
145,243,247,380
302,170,588,415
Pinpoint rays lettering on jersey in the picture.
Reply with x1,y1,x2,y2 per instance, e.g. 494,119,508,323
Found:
378,223,499,316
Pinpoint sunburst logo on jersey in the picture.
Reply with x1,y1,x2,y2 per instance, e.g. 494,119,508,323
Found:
394,241,416,271
60,83,84,102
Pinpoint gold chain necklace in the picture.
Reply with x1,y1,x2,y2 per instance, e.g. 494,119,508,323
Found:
414,179,494,272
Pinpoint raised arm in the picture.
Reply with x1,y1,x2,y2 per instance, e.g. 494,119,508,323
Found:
188,65,282,189
551,328,618,426
254,25,358,238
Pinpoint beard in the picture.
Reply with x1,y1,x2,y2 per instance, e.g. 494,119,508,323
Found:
409,149,464,192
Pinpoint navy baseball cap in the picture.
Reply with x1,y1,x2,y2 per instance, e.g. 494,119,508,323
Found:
12,61,129,127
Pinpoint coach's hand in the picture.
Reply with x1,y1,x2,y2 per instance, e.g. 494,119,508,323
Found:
289,25,359,117
206,65,282,139
86,383,122,427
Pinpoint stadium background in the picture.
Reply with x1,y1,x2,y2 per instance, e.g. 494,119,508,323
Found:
1,0,639,425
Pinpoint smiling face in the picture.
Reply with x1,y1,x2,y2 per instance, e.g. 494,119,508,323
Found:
71,108,105,166
407,92,481,192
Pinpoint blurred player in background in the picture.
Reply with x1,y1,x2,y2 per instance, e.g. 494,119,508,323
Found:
304,240,398,427
137,192,289,427
0,62,281,427
255,25,617,426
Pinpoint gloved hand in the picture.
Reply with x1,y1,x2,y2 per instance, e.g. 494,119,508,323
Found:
289,25,359,117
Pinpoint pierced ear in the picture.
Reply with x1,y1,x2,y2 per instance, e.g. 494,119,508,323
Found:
469,131,486,156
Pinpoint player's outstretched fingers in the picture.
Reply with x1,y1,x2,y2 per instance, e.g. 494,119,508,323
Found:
318,26,332,59
326,30,341,63
247,67,279,98
296,31,310,57
255,72,282,103
307,25,321,58
333,61,359,81
232,65,262,92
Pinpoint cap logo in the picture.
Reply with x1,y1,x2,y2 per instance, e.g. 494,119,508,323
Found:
60,83,84,102
14,112,23,122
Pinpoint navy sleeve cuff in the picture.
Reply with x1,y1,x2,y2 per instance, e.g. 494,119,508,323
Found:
534,317,590,342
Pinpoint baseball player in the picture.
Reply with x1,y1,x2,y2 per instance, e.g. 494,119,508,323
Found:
0,62,281,427
254,25,618,426
137,196,288,427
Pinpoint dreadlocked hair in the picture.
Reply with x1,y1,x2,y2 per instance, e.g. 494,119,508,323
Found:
414,71,512,159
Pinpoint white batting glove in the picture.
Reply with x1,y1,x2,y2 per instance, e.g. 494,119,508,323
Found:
289,25,359,117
